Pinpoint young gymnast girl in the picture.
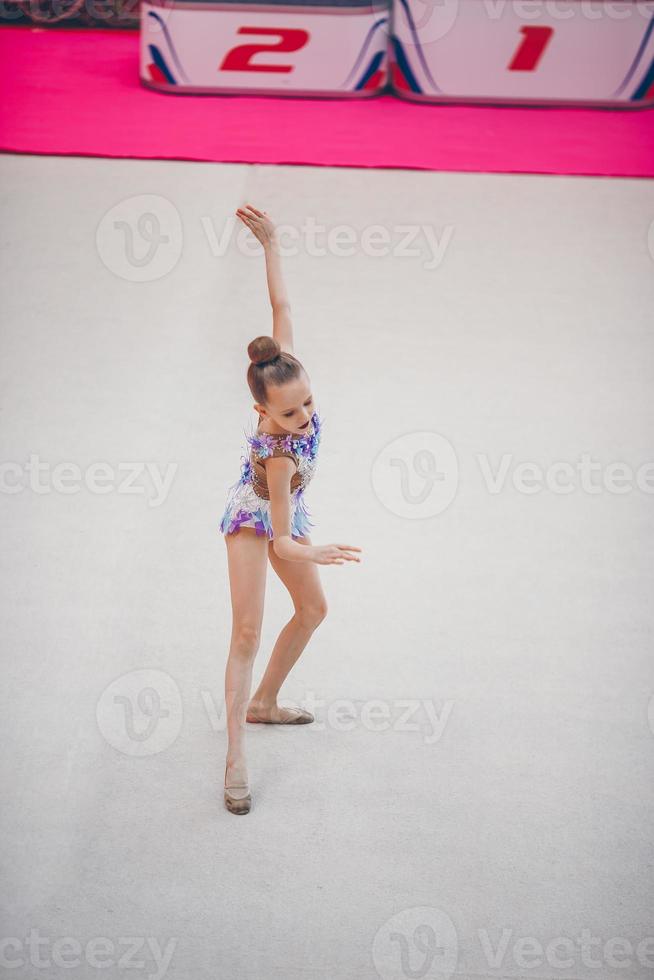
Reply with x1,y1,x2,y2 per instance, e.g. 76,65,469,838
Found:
220,203,362,815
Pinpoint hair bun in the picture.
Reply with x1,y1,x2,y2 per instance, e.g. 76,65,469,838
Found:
248,336,281,366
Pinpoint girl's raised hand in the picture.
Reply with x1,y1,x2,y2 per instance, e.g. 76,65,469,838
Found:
235,203,277,247
309,544,362,566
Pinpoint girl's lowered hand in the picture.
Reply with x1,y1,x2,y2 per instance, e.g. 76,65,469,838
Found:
309,544,362,566
235,203,277,247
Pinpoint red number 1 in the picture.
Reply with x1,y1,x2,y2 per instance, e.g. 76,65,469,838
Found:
220,27,309,74
508,26,554,72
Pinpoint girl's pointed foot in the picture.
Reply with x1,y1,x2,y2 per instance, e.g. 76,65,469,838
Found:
224,760,251,815
246,700,314,725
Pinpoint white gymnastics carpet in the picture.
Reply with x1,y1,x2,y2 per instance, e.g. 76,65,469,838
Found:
1,153,653,980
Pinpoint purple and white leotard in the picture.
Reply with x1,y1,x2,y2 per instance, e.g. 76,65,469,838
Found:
219,410,323,540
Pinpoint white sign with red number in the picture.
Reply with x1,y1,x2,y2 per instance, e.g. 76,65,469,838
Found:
140,1,389,95
391,0,654,105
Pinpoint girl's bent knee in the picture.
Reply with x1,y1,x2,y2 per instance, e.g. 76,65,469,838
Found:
297,601,328,631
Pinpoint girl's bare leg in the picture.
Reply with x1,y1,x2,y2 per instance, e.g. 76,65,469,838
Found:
248,535,328,719
224,527,269,786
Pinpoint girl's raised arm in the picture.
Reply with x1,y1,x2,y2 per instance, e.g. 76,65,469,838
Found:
235,203,294,354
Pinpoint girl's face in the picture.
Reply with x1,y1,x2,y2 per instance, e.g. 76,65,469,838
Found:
257,375,314,434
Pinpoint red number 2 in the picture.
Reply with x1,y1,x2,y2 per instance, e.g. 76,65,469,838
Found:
219,27,309,74
508,26,554,72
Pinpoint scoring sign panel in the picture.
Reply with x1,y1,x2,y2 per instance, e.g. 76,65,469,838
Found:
141,1,390,95
391,0,654,104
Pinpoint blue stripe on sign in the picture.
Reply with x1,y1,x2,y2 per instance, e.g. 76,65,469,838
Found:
394,0,440,91
392,36,423,93
632,54,654,100
148,44,177,85
612,14,654,97
355,49,385,90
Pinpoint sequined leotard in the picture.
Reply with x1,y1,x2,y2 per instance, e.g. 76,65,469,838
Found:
219,410,323,540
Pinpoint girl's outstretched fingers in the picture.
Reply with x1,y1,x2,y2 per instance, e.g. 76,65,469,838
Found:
337,545,361,560
310,544,362,565
334,545,362,563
